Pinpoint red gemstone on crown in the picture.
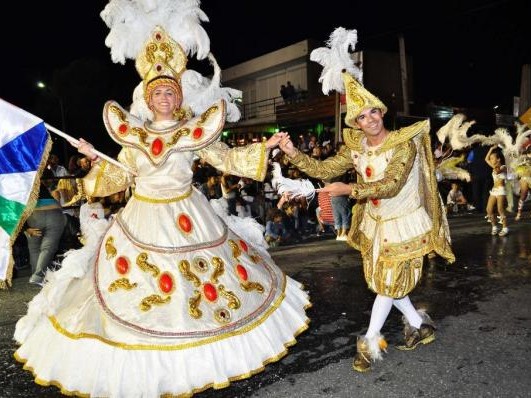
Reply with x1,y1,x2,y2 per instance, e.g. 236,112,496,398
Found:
118,123,128,134
371,198,380,206
115,256,129,275
155,33,162,40
236,264,248,281
151,138,163,156
178,214,192,233
156,64,162,72
159,272,174,294
203,283,217,301
192,127,203,139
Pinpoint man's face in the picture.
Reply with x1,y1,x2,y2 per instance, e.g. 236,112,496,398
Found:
355,108,385,138
79,158,91,170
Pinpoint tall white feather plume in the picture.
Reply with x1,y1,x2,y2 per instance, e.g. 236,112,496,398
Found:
270,162,316,203
100,0,210,63
437,155,471,182
181,53,242,122
102,0,242,123
310,27,362,95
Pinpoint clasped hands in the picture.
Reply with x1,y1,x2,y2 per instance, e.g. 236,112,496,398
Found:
268,132,352,197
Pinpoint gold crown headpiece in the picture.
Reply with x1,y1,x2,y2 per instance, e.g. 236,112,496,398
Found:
135,26,188,104
343,72,387,128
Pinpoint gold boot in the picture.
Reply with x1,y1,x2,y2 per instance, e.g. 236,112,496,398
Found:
352,337,371,372
352,335,387,372
396,310,436,351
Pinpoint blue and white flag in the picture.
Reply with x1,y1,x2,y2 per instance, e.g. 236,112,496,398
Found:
0,98,51,288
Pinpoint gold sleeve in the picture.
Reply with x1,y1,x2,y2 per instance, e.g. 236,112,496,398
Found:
197,140,269,181
288,145,353,180
350,140,417,200
82,148,135,197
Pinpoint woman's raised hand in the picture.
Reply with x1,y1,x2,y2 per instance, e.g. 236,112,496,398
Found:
279,134,297,157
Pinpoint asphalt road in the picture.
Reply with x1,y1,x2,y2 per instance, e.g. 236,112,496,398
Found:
1,212,530,397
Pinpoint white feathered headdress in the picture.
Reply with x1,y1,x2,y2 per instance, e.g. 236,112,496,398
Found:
100,0,241,122
310,27,387,126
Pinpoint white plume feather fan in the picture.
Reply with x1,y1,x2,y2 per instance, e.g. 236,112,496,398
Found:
270,162,316,203
309,27,362,95
101,0,242,122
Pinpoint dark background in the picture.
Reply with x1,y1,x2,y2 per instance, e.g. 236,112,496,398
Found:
1,0,529,157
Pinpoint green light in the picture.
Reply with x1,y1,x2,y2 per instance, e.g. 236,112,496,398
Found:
222,131,228,137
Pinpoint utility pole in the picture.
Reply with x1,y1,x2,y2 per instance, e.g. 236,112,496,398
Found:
398,34,410,116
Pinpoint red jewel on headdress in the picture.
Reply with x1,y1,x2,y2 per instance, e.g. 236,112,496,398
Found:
203,283,217,301
118,123,128,135
115,256,129,275
156,64,162,72
178,214,192,233
151,138,163,156
155,33,162,40
158,272,174,294
365,166,372,178
371,198,380,206
192,127,203,139
239,240,248,252
236,264,248,281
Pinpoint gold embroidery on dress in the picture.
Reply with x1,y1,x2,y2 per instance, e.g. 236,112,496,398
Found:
136,253,160,277
108,278,138,292
192,256,210,273
249,254,261,264
218,285,241,310
140,294,171,311
166,127,190,146
214,307,231,323
228,240,242,260
179,260,201,287
198,105,218,124
105,236,117,260
188,290,203,318
240,281,265,293
210,257,225,283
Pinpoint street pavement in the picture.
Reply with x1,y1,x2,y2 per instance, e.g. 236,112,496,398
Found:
1,212,530,397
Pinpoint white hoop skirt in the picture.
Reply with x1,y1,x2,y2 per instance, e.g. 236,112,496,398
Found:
14,189,311,397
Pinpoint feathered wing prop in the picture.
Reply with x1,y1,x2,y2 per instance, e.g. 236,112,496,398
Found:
436,114,486,150
437,154,471,182
101,0,241,122
309,27,362,94
270,162,316,203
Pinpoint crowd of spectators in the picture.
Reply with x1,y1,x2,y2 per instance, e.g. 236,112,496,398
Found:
13,129,531,280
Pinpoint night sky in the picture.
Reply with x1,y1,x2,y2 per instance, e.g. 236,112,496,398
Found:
1,0,529,149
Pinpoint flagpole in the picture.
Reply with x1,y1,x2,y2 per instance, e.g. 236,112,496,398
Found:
44,123,137,176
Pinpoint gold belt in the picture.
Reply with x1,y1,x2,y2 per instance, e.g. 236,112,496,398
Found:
133,187,193,203
367,205,421,223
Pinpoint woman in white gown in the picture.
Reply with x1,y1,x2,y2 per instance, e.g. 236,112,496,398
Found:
14,26,310,397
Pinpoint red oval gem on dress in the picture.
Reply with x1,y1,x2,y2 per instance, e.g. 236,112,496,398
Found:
203,283,217,301
178,214,192,233
151,138,163,156
115,256,129,274
365,167,372,177
371,198,379,206
239,240,248,252
118,123,128,134
236,264,248,281
159,272,173,294
192,127,203,139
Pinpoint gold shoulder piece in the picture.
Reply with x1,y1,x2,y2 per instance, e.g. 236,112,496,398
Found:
342,128,364,151
379,120,430,153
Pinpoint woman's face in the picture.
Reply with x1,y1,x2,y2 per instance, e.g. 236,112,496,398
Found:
149,85,181,119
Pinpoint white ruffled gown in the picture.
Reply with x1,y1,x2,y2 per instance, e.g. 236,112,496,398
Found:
14,100,311,397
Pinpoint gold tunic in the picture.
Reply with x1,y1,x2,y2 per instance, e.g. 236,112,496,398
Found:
290,120,454,297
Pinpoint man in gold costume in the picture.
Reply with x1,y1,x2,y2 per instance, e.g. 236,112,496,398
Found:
279,27,454,373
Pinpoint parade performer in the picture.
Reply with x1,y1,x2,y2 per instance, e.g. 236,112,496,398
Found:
278,27,454,372
13,2,310,396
